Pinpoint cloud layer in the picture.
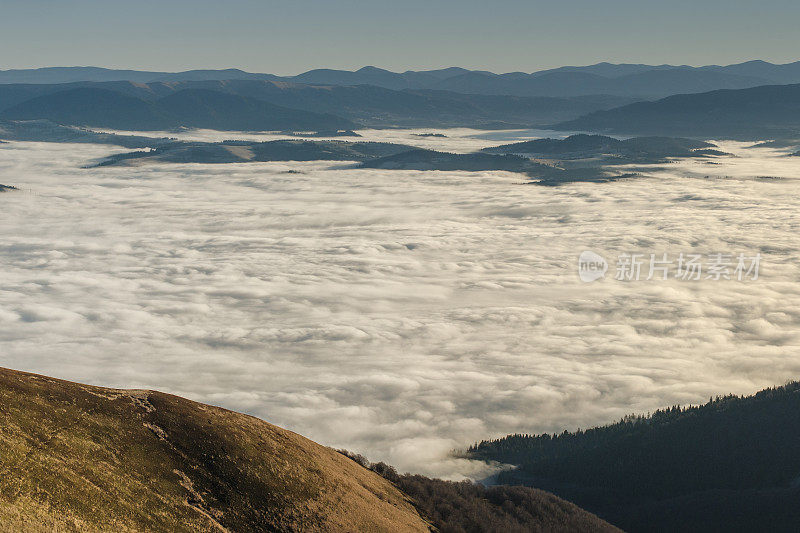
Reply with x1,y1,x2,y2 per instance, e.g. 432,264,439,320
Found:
1,133,799,478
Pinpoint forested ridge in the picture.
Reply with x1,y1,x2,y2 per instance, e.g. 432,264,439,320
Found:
468,381,800,532
339,451,620,533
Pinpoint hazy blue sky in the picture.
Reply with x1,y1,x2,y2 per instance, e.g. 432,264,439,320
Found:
2,0,799,74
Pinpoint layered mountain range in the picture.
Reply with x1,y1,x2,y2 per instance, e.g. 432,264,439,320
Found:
0,79,636,129
554,83,800,137
2,61,800,136
4,60,800,98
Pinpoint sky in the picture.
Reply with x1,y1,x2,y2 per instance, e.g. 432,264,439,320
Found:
2,0,800,74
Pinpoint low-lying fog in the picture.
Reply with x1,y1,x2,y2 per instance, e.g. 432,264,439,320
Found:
1,130,799,479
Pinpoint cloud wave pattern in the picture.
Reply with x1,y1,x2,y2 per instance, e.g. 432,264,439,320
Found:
1,132,799,478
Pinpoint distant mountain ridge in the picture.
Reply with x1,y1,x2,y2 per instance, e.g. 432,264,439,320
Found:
3,63,799,135
0,66,280,84
3,60,800,98
554,83,800,138
0,87,355,131
0,80,638,129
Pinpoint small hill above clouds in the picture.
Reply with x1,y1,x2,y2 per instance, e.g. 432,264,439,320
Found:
357,148,645,185
0,367,619,532
0,119,176,148
360,148,554,174
0,87,355,131
482,134,721,160
95,139,415,166
92,137,684,186
482,134,624,156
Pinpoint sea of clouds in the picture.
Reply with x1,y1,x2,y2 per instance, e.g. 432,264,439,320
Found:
1,131,799,479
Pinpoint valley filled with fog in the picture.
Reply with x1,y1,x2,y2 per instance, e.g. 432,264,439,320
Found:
1,130,799,479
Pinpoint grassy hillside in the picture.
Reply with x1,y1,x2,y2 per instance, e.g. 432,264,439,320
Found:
468,382,800,532
0,367,618,532
0,367,428,532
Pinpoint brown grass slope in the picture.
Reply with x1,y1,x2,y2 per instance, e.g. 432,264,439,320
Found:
0,367,428,532
0,367,620,532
